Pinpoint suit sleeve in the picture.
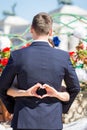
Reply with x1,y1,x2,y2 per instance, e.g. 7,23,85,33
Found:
0,53,17,113
62,53,80,113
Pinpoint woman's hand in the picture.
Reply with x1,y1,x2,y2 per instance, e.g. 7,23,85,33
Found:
41,84,70,101
7,83,43,98
25,83,42,98
41,84,58,98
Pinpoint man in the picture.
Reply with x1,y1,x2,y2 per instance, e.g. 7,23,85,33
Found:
0,12,80,130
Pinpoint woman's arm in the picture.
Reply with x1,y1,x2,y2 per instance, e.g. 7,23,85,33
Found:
6,76,27,97
53,91,70,101
7,83,43,98
7,87,26,97
7,84,70,101
42,84,70,101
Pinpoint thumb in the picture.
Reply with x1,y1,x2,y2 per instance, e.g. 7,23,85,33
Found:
40,84,45,89
41,94,48,98
43,84,49,88
43,84,47,87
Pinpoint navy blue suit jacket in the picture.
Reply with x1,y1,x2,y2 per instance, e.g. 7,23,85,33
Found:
0,41,80,129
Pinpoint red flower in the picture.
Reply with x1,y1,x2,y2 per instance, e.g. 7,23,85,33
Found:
1,58,9,66
2,47,10,52
0,59,1,64
21,46,26,49
21,43,31,49
69,51,75,56
26,43,31,47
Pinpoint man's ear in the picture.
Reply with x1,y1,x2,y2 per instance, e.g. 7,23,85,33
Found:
30,26,33,33
49,28,53,36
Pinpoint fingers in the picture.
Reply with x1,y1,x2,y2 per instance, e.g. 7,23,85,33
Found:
28,83,53,99
35,83,43,89
43,84,48,88
30,83,43,98
41,94,48,98
43,84,51,89
31,90,42,98
35,94,42,99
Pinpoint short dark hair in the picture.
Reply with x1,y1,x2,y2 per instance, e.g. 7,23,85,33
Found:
31,12,53,35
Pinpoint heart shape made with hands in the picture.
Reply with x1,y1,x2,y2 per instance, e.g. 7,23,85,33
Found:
36,87,47,96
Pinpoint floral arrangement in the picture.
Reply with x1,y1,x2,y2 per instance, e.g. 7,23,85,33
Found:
69,41,87,69
69,41,87,88
0,43,31,76
0,47,10,75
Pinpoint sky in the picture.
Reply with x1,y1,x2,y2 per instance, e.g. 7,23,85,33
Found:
0,0,87,23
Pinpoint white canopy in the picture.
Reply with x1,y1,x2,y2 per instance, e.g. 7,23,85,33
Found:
0,16,29,26
0,16,29,34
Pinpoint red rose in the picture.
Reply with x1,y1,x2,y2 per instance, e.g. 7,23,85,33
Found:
2,47,10,52
1,58,9,66
69,51,75,56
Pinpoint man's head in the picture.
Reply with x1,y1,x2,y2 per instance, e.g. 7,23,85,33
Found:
31,12,53,39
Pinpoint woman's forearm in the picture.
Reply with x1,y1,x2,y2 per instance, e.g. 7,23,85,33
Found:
54,91,70,101
7,87,27,97
7,83,42,98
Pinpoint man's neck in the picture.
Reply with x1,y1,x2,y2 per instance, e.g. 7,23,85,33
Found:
33,35,49,41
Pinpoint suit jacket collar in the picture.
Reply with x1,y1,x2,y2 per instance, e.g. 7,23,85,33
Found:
31,41,51,47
